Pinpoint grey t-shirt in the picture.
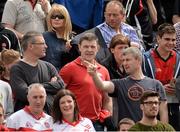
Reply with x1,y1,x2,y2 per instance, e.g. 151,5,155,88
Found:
109,76,166,122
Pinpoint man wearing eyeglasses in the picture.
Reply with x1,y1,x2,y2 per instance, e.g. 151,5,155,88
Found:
1,0,51,40
129,91,175,131
10,31,64,114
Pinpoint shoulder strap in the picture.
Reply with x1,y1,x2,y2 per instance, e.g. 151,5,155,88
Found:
94,27,107,48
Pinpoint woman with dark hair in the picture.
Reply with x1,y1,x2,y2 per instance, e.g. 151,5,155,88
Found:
52,89,95,131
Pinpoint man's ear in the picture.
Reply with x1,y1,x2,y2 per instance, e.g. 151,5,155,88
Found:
110,48,114,53
27,94,29,102
28,43,33,50
97,44,100,50
156,36,161,45
78,44,81,51
140,104,144,111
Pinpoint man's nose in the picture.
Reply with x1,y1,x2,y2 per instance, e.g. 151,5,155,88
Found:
87,47,92,51
44,43,48,48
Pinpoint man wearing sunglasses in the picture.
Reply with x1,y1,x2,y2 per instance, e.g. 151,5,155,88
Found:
129,91,175,131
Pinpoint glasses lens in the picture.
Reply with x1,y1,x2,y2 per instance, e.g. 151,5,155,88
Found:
33,42,46,45
51,15,65,19
143,101,160,106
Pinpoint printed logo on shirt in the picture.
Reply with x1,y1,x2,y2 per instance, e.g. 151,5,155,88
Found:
84,129,90,132
128,83,144,101
25,121,33,128
156,68,162,73
84,124,91,129
44,122,50,128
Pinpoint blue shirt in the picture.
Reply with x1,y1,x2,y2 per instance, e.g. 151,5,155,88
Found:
97,22,140,47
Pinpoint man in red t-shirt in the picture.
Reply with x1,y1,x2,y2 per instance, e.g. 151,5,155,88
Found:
60,33,114,131
143,23,180,130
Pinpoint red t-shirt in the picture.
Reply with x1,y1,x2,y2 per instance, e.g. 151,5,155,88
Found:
151,49,176,85
60,57,110,121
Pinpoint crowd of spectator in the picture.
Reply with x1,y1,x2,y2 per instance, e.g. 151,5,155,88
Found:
0,0,179,131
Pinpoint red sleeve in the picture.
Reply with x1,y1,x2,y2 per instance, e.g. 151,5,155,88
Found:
105,69,110,81
0,125,9,131
59,64,72,86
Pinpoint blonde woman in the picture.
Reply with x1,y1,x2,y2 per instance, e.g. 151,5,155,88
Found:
42,4,79,71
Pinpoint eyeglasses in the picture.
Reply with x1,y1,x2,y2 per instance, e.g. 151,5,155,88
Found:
51,14,65,20
32,42,46,45
143,101,160,106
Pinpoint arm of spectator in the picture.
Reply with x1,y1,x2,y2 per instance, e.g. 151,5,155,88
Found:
10,66,29,103
172,0,180,24
65,40,72,52
85,60,115,93
5,83,14,118
159,100,168,123
155,80,168,123
172,15,180,24
102,92,112,114
147,0,157,24
164,84,175,95
42,63,64,95
3,23,24,40
38,0,51,15
42,78,64,95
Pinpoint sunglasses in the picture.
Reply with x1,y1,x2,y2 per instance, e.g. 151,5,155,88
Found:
51,15,65,20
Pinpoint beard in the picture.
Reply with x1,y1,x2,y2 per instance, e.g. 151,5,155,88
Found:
145,110,158,119
146,114,157,119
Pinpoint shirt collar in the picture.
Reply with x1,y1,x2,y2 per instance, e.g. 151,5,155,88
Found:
75,57,100,69
24,106,45,120
62,114,82,127
153,47,174,61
